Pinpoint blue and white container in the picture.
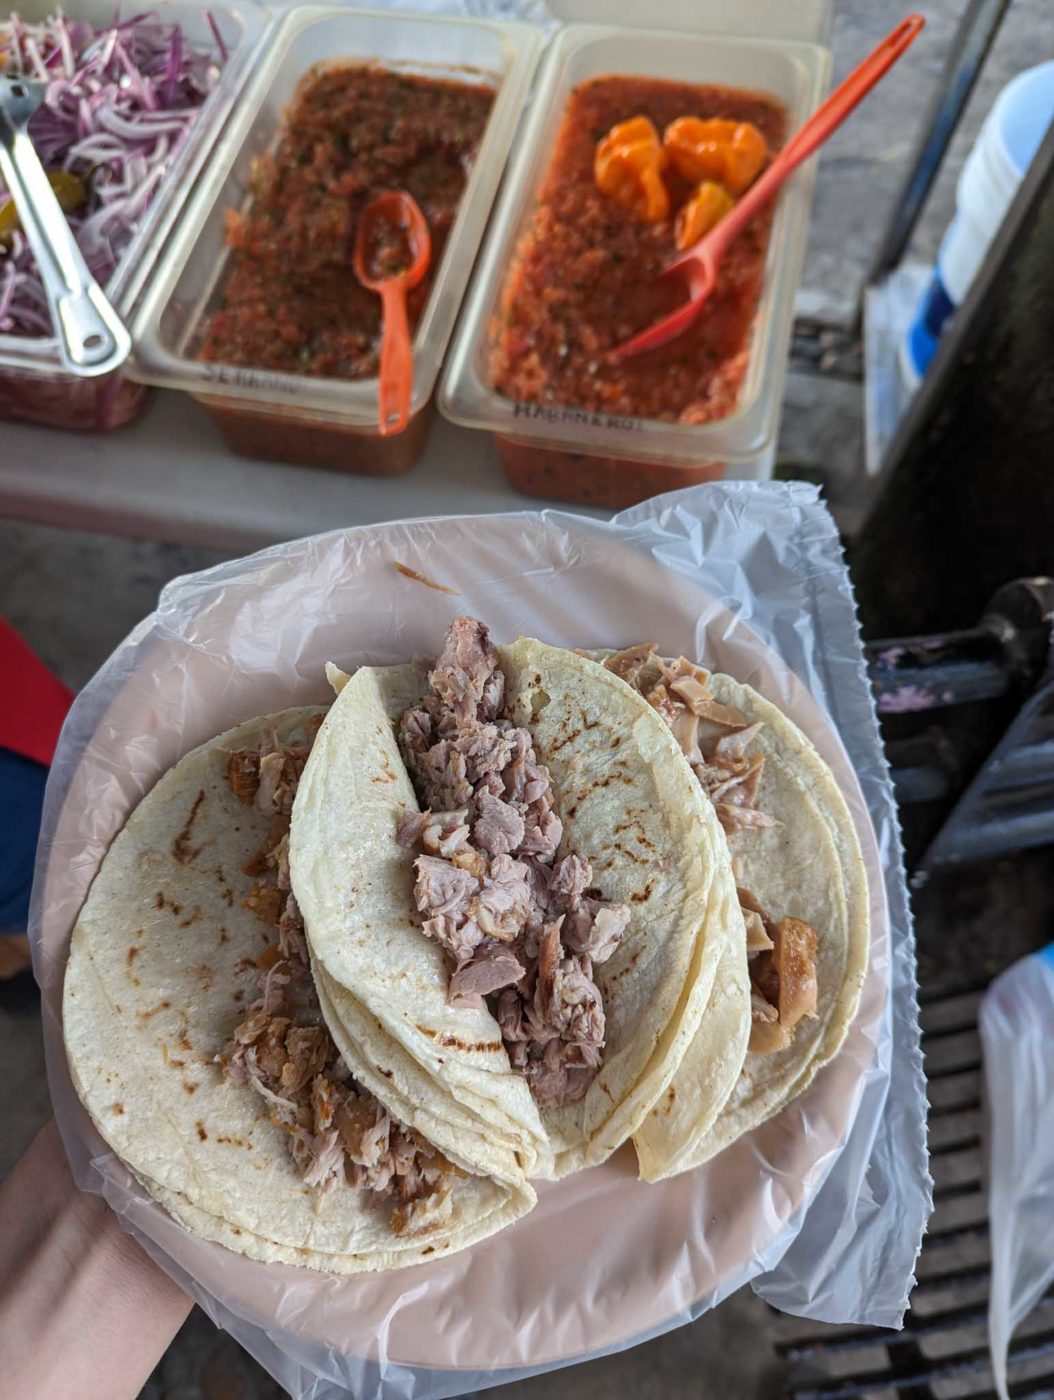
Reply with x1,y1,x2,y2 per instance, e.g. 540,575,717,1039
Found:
902,60,1054,388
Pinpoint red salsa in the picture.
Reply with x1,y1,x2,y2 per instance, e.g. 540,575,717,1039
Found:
487,76,786,424
199,64,494,378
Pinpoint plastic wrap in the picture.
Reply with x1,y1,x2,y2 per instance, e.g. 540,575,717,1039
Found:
31,482,931,1397
982,944,1054,1400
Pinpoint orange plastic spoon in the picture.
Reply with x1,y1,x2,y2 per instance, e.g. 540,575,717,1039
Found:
610,14,925,363
353,190,431,436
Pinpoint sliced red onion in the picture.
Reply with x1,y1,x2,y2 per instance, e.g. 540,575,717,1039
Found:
0,10,224,341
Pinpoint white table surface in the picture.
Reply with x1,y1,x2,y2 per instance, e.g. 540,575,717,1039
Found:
0,390,607,551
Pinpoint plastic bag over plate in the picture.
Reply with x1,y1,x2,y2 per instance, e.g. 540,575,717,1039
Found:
982,945,1054,1400
31,482,931,1397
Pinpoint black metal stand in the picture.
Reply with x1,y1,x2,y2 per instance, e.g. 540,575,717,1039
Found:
868,578,1054,875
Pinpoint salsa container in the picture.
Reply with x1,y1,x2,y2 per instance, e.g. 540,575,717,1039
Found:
440,23,831,508
128,5,542,476
0,0,266,432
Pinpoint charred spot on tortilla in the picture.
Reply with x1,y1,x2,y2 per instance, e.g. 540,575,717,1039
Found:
196,1121,208,1141
112,1102,124,1115
193,964,216,991
172,789,208,865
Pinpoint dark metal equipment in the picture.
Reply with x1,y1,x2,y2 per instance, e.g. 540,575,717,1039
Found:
868,578,1054,874
775,975,1054,1400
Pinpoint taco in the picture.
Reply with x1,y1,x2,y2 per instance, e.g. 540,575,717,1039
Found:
291,617,744,1180
597,649,870,1179
63,707,535,1273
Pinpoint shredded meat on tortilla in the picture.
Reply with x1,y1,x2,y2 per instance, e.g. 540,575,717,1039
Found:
606,647,820,1056
737,894,819,1053
397,617,631,1108
220,727,455,1234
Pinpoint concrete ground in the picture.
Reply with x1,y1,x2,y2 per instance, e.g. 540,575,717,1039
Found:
2,0,1052,1394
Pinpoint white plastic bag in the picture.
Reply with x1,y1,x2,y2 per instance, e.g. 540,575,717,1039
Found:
33,482,931,1396
982,944,1054,1400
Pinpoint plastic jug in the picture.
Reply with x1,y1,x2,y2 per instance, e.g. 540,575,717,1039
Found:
902,60,1054,387
981,944,1054,1400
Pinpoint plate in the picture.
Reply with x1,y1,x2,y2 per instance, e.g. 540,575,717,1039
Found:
38,512,887,1375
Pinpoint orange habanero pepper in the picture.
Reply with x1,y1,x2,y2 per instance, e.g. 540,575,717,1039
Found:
594,115,670,223
663,117,768,194
674,180,735,250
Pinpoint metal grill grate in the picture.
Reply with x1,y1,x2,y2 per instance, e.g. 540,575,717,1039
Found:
777,975,1054,1400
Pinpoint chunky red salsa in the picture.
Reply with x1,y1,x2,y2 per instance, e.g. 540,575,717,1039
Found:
199,64,494,378
487,76,786,424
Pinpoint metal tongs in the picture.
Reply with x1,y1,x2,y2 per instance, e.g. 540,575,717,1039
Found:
610,14,926,363
0,75,131,376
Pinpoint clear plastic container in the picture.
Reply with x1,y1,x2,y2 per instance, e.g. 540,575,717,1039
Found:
440,23,830,509
129,5,542,476
0,0,266,432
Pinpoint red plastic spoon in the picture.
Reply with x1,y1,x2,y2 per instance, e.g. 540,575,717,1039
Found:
610,13,925,363
353,190,431,436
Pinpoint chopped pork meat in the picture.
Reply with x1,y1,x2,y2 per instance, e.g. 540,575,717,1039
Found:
549,854,592,904
429,614,505,722
707,755,765,808
713,803,781,834
604,647,780,841
713,722,765,764
473,791,526,856
278,891,308,964
738,888,819,1055
471,854,532,941
397,808,472,858
228,749,261,805
220,725,454,1231
457,724,515,782
519,805,563,860
743,908,774,953
229,732,312,818
669,708,704,766
564,901,631,964
773,916,819,1029
496,986,527,1045
450,940,527,1005
414,856,478,921
397,617,632,1108
547,955,605,1047
219,954,455,1221
524,1038,602,1108
605,646,823,1056
602,642,658,689
421,913,485,965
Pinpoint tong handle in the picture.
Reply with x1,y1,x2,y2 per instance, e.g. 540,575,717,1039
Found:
0,114,131,376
